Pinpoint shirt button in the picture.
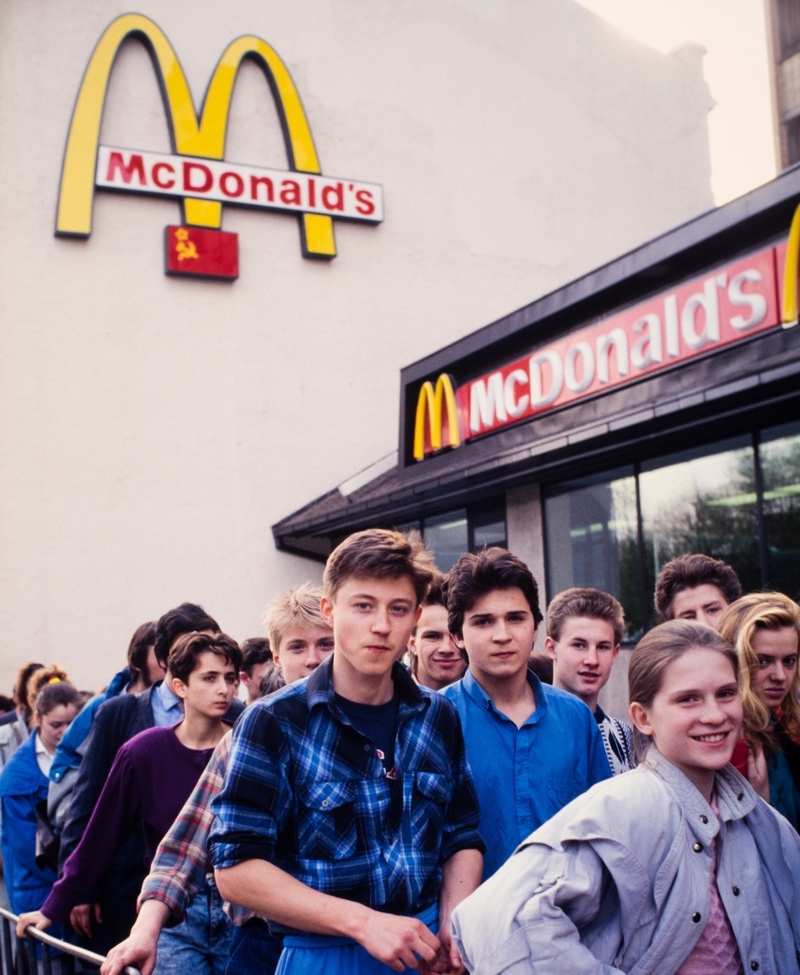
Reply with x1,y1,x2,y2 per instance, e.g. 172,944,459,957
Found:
691,912,701,923
692,842,702,853
699,814,708,824
732,886,740,896
364,744,370,752
322,799,329,807
737,793,744,801
750,962,759,971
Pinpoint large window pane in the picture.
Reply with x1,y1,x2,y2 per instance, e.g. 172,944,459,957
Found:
639,437,760,603
424,510,468,572
544,468,642,639
761,421,800,598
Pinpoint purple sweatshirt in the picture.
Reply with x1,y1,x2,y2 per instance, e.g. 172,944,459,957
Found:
43,724,214,923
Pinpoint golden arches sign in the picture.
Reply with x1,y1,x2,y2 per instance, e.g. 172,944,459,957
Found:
413,374,461,461
783,202,800,327
56,13,336,257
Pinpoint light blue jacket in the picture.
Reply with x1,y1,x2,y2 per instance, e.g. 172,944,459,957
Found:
452,749,800,975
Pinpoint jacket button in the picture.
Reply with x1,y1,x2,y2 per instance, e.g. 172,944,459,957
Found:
750,962,759,971
699,814,708,824
691,912,701,923
732,886,740,896
692,842,702,853
737,793,744,801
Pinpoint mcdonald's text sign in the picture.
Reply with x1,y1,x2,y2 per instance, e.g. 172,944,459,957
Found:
413,234,798,461
57,14,383,279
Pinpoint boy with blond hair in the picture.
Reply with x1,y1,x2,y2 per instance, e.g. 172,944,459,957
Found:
211,530,484,975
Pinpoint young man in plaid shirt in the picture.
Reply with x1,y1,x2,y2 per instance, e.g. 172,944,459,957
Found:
100,585,335,975
211,529,484,975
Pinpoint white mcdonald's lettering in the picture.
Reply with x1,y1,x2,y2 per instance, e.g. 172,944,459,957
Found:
96,146,384,222
465,245,779,439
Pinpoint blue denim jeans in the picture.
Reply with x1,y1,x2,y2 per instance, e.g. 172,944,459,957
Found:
154,878,233,975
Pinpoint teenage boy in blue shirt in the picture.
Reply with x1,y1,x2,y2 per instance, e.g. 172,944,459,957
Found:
442,548,611,881
211,529,485,975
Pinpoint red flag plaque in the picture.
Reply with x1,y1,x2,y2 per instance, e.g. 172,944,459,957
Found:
165,226,238,280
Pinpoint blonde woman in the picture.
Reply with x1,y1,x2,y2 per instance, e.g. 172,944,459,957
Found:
720,592,800,831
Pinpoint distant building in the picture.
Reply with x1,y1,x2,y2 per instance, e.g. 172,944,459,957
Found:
766,0,800,167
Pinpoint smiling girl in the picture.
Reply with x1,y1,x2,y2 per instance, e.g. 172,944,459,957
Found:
720,592,800,831
450,620,800,975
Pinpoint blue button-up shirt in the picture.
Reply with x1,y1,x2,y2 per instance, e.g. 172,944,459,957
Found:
210,656,484,918
151,678,183,727
442,669,611,880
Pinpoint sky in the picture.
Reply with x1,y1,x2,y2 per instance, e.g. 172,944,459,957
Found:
574,0,776,206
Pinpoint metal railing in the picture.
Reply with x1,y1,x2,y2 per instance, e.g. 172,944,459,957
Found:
0,908,139,975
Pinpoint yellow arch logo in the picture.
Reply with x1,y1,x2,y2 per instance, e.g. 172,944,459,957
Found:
56,13,354,257
413,374,462,461
783,202,800,327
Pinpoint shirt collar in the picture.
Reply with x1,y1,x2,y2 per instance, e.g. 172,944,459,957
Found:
156,676,182,711
461,666,546,722
307,654,428,716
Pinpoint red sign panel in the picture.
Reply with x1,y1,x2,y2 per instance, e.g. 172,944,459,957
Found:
165,226,239,280
457,245,781,440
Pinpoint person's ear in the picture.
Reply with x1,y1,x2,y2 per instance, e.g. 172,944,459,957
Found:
544,636,557,661
320,595,334,628
629,701,652,737
170,674,188,701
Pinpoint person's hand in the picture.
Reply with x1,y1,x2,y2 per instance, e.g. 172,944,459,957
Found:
100,928,159,975
69,902,102,939
355,910,440,972
15,910,51,939
434,921,466,974
747,744,770,802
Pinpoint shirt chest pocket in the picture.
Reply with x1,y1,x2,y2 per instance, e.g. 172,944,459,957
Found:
296,780,358,860
410,771,449,852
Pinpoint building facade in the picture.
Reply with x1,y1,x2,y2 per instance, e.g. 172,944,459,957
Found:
0,0,713,688
276,170,800,714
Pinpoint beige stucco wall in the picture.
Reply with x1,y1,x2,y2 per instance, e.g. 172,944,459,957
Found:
0,0,713,690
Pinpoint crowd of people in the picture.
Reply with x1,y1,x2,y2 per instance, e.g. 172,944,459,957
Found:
0,531,797,975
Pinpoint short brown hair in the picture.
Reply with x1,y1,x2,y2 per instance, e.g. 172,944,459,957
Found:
547,588,624,644
127,621,157,685
629,619,737,760
323,529,435,605
168,632,242,685
262,583,327,652
655,554,742,620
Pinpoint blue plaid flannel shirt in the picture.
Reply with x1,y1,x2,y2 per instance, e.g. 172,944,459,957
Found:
210,656,484,917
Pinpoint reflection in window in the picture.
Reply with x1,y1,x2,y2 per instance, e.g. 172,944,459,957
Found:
423,510,468,572
544,468,641,639
639,438,760,601
761,422,800,599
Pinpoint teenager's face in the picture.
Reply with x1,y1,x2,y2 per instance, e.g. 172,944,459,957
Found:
751,626,798,711
630,648,742,797
459,587,537,684
322,575,419,685
546,616,619,709
670,584,728,630
410,603,465,691
38,703,80,754
274,624,334,685
173,651,238,719
144,645,166,687
240,661,272,701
